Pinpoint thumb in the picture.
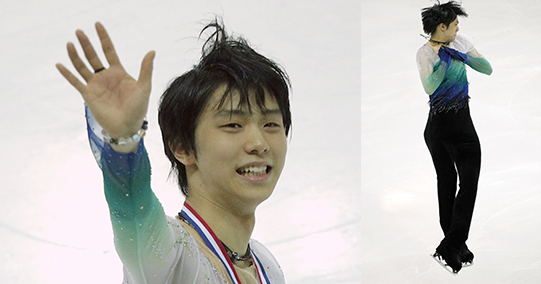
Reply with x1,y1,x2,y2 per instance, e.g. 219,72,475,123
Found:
138,50,156,92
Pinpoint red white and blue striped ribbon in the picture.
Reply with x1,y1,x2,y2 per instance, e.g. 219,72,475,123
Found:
180,203,270,284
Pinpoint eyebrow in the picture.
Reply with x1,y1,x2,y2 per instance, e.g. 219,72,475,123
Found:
214,108,282,117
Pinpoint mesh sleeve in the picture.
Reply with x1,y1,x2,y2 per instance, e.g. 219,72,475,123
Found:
85,105,180,282
466,48,493,75
416,47,448,95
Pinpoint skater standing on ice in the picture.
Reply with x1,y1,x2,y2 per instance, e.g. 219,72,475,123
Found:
56,20,290,283
416,1,492,273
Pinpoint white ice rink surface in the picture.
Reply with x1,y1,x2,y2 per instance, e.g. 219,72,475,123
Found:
0,1,360,283
362,0,541,283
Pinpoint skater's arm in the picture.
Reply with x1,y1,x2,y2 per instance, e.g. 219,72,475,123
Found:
58,23,180,282
86,106,180,282
417,48,448,95
455,34,492,76
98,134,178,281
466,48,493,75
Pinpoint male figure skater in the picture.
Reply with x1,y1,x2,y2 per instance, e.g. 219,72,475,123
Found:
416,1,492,273
56,20,290,283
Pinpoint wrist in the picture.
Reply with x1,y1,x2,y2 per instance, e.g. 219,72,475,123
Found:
103,120,148,146
102,119,148,153
110,140,141,154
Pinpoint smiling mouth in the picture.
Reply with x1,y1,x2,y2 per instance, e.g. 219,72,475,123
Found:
236,165,272,177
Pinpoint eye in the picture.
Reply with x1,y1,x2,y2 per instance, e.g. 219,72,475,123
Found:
223,123,242,128
264,122,282,128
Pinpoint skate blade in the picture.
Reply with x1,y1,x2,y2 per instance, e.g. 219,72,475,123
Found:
462,260,474,268
431,253,460,275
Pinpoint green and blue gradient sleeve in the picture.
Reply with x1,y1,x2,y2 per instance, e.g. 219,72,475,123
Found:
466,48,493,75
85,106,179,283
417,48,448,95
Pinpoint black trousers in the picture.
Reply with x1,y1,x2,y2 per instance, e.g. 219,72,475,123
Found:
424,105,481,249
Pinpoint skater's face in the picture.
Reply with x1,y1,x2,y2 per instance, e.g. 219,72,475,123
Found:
442,17,460,42
175,85,288,213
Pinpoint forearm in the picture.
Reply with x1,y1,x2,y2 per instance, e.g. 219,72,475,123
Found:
102,142,177,277
466,56,493,75
102,142,154,224
110,143,140,153
422,60,448,95
87,105,175,268
466,48,493,75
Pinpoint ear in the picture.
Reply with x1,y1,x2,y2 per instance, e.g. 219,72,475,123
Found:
172,144,196,166
439,23,447,31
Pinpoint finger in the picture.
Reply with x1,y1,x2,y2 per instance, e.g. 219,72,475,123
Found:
67,42,93,82
76,29,105,72
138,51,156,93
56,63,86,94
95,22,121,67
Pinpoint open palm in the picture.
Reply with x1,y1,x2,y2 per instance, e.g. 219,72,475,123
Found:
56,22,155,140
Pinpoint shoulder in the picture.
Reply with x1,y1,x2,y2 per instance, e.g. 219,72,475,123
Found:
165,216,230,282
417,44,432,53
417,45,437,64
417,45,432,57
451,34,475,53
250,239,286,284
166,215,200,255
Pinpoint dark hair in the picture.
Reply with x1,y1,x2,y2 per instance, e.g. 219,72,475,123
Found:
421,1,468,35
158,19,291,196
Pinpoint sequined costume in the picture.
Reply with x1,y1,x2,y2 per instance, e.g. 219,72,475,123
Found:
85,106,286,284
416,34,492,116
416,34,492,252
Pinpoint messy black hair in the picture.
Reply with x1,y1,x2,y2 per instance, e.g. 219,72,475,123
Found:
158,19,291,196
421,1,468,35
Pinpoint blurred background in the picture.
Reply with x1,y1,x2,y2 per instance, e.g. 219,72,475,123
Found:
0,0,360,283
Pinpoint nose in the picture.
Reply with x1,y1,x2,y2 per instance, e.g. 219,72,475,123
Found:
245,127,269,155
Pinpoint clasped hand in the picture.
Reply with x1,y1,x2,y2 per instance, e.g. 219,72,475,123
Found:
438,45,470,66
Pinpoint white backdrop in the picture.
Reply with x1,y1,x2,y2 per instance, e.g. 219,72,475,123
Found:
362,0,541,283
0,1,360,283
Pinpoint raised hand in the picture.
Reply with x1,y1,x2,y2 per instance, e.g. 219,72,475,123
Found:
56,22,155,142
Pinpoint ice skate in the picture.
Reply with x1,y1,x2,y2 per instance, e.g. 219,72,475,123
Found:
431,252,459,275
460,244,474,267
431,243,462,274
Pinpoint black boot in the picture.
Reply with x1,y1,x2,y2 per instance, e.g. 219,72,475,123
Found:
435,242,462,273
460,243,474,264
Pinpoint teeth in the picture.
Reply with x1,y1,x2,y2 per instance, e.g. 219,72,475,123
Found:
238,166,268,176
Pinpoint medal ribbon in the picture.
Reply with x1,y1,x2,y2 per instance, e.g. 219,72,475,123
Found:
180,203,270,284
252,250,271,284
